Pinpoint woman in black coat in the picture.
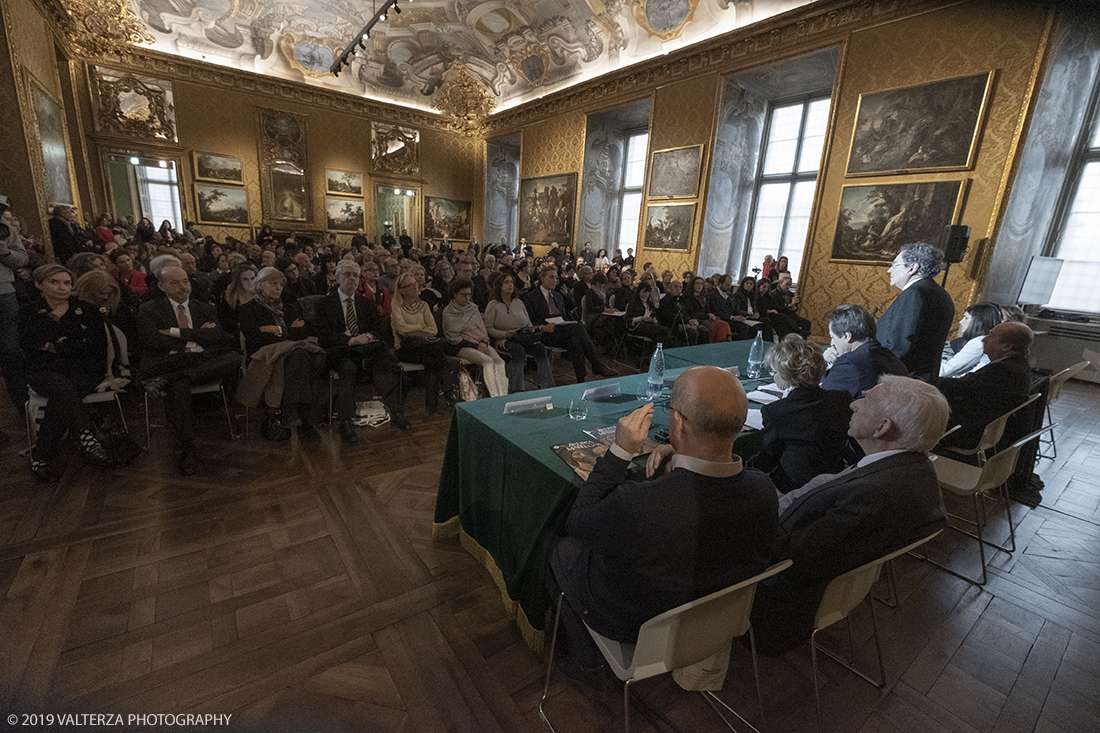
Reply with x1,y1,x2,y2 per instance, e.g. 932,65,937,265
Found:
759,334,853,493
20,264,113,480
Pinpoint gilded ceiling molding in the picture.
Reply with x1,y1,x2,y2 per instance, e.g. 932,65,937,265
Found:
96,49,461,135
480,0,947,136
430,61,498,138
36,0,154,58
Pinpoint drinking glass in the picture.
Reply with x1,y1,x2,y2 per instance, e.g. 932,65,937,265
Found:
569,397,588,420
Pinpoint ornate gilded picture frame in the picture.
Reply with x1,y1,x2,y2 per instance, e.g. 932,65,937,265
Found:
830,179,968,265
371,123,420,176
519,173,578,246
258,108,310,223
648,145,703,199
326,196,364,231
643,202,696,252
425,197,472,241
846,72,994,177
631,0,701,41
26,74,77,207
195,184,249,225
326,169,363,196
193,152,243,184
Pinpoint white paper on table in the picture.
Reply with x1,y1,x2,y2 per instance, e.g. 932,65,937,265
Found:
746,383,784,405
743,319,762,327
743,409,764,431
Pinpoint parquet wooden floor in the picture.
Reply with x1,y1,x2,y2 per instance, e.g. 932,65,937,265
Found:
1,373,1099,733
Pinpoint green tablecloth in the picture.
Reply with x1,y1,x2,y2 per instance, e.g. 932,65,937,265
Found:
433,341,758,647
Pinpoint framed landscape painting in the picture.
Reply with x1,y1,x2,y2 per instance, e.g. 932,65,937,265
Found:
195,184,249,225
648,145,703,198
643,202,696,252
326,169,363,196
425,197,471,240
846,72,993,176
519,173,577,245
193,152,243,183
326,196,364,231
830,180,967,265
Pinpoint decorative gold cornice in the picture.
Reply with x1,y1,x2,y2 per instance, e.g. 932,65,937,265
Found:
481,0,957,136
430,60,498,138
37,0,154,59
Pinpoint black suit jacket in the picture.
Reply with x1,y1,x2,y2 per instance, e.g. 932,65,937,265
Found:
551,451,779,643
313,290,387,349
238,299,311,356
751,451,947,654
938,356,1032,449
877,278,955,382
137,297,237,378
820,340,908,400
760,386,853,494
523,286,568,325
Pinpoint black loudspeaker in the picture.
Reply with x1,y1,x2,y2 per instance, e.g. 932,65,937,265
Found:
941,224,971,263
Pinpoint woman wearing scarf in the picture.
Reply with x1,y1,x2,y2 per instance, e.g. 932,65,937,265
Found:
238,267,326,441
391,271,452,414
442,279,508,398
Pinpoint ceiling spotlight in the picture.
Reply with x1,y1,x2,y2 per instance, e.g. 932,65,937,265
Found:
358,38,365,49
393,4,401,13
379,12,386,21
129,156,139,165
394,188,400,195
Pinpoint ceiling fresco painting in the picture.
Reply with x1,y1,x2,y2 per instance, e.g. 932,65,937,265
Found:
130,0,816,113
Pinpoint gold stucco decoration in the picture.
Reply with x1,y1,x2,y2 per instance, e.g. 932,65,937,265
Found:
92,68,177,141
56,0,155,58
430,61,498,137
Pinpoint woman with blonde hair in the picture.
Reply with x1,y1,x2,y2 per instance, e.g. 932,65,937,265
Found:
391,271,452,413
757,334,852,493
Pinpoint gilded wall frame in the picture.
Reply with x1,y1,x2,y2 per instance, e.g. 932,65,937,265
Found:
258,108,310,223
830,179,968,265
372,123,420,176
631,0,701,41
325,169,363,195
92,67,177,142
325,196,364,231
195,183,249,225
648,144,703,199
846,72,994,177
26,73,77,207
193,152,243,183
644,202,696,252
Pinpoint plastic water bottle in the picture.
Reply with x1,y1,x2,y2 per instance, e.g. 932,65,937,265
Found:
647,343,665,401
747,332,765,379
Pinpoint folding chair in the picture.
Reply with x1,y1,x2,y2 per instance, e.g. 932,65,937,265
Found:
1037,361,1089,460
540,560,793,733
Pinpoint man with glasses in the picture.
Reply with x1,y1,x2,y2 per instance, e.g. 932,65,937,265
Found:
314,260,409,439
876,242,955,382
523,265,616,383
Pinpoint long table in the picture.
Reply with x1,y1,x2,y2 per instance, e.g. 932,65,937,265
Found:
432,340,761,648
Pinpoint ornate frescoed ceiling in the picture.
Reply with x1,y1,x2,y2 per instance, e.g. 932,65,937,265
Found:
126,0,817,114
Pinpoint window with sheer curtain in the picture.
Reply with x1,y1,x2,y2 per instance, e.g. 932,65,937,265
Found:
617,132,648,256
1045,110,1100,313
135,162,183,231
743,97,830,280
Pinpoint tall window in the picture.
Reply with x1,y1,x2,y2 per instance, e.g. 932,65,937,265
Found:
743,97,830,279
135,161,182,230
1046,101,1100,313
617,131,648,255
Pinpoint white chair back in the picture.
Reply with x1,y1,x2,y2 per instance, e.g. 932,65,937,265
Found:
973,392,1040,455
971,426,1051,495
1047,361,1090,405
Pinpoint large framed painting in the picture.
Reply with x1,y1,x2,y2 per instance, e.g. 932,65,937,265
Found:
27,75,76,207
648,145,703,198
195,184,249,225
193,152,243,183
846,72,994,177
325,169,363,196
326,196,364,231
425,196,471,241
830,180,968,265
519,173,577,246
643,202,696,252
258,108,310,222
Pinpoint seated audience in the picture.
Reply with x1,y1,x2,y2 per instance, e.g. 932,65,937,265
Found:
277,257,316,302
940,302,1000,378
391,272,453,414
937,321,1034,451
583,271,623,345
358,258,392,319
759,335,853,493
751,375,950,655
762,274,811,339
0,205,30,410
687,276,731,343
237,267,327,442
821,304,908,400
443,279,508,398
217,263,256,335
455,259,488,311
109,248,147,296
523,265,615,383
484,270,554,392
20,264,115,480
137,266,240,475
624,280,672,344
314,260,408,439
549,367,778,684
74,269,140,371
708,274,753,339
657,279,708,346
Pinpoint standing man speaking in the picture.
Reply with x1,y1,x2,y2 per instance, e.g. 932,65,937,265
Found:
876,242,955,383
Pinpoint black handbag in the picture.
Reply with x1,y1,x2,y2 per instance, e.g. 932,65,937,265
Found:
511,327,543,345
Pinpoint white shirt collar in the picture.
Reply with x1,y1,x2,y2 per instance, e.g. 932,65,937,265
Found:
901,276,926,292
168,297,190,311
670,453,743,478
